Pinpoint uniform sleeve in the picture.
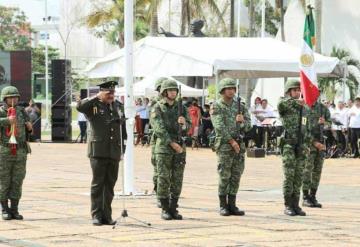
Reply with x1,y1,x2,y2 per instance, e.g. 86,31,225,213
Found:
239,103,252,132
210,103,232,143
151,104,172,146
0,109,9,126
20,107,30,122
76,96,98,116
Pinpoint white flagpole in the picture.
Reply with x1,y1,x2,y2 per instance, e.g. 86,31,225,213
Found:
124,0,135,194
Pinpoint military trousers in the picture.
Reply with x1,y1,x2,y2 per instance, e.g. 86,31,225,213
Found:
151,145,158,192
302,148,324,191
216,150,245,196
0,148,27,201
281,144,307,198
156,152,186,199
90,158,119,220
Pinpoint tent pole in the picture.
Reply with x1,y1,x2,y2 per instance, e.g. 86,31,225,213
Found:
124,0,135,194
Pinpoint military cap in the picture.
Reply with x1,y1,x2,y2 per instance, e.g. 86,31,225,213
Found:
218,78,237,94
98,81,118,91
284,79,300,93
1,86,20,101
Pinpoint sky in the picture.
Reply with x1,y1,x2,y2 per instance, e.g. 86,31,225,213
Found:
1,0,60,26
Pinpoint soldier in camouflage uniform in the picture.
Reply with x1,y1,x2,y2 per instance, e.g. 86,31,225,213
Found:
0,86,32,220
77,81,126,226
278,80,312,216
151,79,191,220
149,77,167,208
302,100,330,208
210,78,251,216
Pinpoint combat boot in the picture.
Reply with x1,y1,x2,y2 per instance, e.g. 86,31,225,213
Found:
10,200,23,220
283,196,296,216
160,198,172,220
293,196,306,216
310,189,322,208
169,197,183,220
302,190,315,207
219,195,230,216
1,201,12,220
228,195,245,216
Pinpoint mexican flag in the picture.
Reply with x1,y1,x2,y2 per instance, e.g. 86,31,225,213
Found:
299,7,319,106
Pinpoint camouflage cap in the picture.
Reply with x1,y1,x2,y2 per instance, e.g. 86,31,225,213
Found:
285,79,300,93
1,86,20,101
160,79,178,95
218,78,236,94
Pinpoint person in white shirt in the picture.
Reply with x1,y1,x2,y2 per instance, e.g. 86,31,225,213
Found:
136,98,150,144
331,101,348,154
256,99,276,148
249,97,262,147
348,96,360,158
77,111,87,143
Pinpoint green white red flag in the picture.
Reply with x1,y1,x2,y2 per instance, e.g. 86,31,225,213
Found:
300,7,319,106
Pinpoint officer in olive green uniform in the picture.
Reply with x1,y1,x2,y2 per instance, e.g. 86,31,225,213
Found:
151,79,191,220
0,86,32,220
278,80,312,216
302,100,330,208
76,81,126,226
150,77,167,208
210,78,251,216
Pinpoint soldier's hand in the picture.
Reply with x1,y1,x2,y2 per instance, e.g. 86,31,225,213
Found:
170,142,183,153
178,116,186,125
297,99,305,106
97,91,108,101
313,141,326,151
236,114,244,123
25,122,33,131
8,115,16,125
229,139,240,154
318,117,325,124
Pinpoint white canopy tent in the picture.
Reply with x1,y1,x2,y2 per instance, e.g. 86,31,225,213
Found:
116,76,208,97
84,37,342,79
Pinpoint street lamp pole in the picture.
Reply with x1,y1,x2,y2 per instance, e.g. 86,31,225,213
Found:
44,0,50,130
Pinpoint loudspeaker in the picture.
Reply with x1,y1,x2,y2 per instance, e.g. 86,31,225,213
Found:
80,89,88,99
246,148,266,158
51,59,72,142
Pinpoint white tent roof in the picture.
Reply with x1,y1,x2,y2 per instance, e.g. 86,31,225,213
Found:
116,76,208,97
84,37,342,79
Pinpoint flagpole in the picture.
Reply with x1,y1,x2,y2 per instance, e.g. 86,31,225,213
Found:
124,0,135,194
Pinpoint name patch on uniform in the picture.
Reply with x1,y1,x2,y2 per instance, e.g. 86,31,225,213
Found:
302,117,307,125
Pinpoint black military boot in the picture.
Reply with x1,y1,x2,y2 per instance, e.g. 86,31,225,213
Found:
302,190,315,207
284,196,296,216
293,196,306,216
10,200,23,220
160,198,172,220
310,188,322,208
228,195,245,216
1,201,12,220
169,197,183,220
219,195,230,216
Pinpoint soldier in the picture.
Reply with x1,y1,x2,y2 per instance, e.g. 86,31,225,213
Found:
210,78,251,216
278,80,311,216
302,100,330,208
0,86,32,220
151,79,191,220
76,81,126,226
149,77,167,208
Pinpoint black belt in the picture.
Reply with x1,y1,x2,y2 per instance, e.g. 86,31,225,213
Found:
1,143,27,149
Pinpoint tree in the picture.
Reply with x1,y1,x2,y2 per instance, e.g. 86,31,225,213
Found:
318,47,360,101
31,45,60,74
180,0,226,36
0,6,33,51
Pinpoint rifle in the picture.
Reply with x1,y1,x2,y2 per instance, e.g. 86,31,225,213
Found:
177,86,186,165
235,82,244,144
295,101,304,157
319,101,326,158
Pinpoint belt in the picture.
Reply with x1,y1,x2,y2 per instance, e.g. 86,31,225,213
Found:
1,142,27,149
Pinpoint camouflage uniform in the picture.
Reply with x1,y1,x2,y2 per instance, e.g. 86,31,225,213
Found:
0,86,31,220
210,78,251,216
151,79,191,220
278,80,312,216
302,101,331,208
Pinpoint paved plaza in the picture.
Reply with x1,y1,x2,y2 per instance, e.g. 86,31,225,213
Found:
0,143,359,246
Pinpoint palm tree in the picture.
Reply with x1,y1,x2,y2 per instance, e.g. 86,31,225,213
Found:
319,47,360,101
180,0,226,36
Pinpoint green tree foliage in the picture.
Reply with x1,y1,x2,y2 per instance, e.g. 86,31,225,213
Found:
0,6,33,51
31,45,60,74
